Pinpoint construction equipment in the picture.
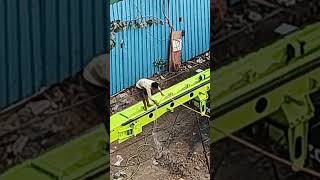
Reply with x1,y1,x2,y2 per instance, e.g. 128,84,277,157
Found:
210,21,320,172
110,69,210,144
0,125,109,180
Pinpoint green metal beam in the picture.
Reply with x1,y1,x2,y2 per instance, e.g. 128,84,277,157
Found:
210,22,320,171
110,69,210,144
0,125,109,180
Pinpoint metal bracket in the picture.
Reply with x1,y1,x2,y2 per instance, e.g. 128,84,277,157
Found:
280,94,314,170
195,92,209,116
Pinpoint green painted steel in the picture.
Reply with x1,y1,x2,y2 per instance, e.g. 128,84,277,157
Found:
110,69,210,144
0,125,109,180
210,22,320,171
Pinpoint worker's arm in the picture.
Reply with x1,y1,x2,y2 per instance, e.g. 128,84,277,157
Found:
158,87,164,96
147,88,159,105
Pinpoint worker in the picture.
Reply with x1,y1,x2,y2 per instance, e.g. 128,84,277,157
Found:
82,53,109,134
136,78,164,110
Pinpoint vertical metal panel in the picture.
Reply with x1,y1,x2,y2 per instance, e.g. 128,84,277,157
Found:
110,0,210,95
0,0,107,110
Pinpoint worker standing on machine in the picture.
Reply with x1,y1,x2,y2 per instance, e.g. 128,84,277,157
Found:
136,78,164,111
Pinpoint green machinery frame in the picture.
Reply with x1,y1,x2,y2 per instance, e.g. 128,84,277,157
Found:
110,69,210,144
210,22,320,171
0,125,109,180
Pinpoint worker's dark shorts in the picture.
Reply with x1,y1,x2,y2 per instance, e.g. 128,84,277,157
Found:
138,88,148,99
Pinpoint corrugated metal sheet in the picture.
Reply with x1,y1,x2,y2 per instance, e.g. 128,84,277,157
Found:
110,0,210,95
0,0,108,110
111,0,123,4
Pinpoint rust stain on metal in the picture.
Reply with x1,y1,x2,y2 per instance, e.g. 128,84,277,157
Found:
169,31,183,72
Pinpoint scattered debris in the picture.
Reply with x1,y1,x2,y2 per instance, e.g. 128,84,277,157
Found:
114,155,124,166
12,136,29,155
113,170,127,179
196,69,203,73
277,0,296,7
160,75,166,80
248,11,263,21
196,58,206,64
26,100,53,116
274,23,298,35
152,159,159,166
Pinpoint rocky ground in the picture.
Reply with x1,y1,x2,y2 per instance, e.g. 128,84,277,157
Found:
211,137,320,180
110,107,210,180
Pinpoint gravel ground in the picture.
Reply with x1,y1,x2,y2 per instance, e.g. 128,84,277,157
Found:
211,138,319,180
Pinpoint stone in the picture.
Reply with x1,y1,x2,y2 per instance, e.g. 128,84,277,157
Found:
112,105,119,112
110,98,117,105
113,170,126,179
205,174,210,179
26,100,52,115
196,58,205,64
248,11,262,22
195,69,203,73
114,155,124,166
12,136,29,155
152,160,159,166
119,93,128,99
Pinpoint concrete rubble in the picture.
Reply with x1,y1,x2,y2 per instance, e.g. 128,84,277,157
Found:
25,100,53,116
113,170,127,180
114,155,124,166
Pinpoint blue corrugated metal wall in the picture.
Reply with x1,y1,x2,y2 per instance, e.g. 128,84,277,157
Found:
0,0,108,110
110,0,210,95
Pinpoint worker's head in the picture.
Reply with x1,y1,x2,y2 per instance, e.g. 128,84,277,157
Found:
151,82,159,89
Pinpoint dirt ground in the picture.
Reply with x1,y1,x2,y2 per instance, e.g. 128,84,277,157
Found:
110,107,210,180
211,139,316,180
